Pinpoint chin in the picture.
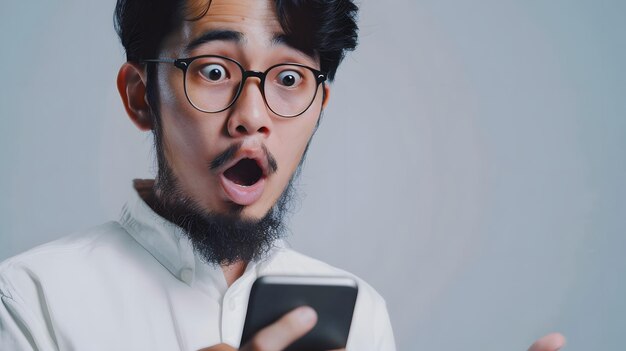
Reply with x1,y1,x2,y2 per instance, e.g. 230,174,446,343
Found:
237,202,274,220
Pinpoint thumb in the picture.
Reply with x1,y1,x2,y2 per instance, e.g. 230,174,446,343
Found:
528,332,566,351
242,306,317,351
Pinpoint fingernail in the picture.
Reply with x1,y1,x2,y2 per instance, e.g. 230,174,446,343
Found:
297,306,317,324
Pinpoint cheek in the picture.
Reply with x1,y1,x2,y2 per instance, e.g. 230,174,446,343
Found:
273,111,320,176
284,92,323,161
157,74,226,174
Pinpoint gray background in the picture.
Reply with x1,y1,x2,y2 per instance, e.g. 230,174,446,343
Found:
1,1,624,350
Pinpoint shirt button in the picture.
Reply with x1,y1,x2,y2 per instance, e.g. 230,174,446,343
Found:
180,268,193,284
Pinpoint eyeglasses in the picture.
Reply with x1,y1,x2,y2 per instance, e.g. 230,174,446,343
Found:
143,55,327,118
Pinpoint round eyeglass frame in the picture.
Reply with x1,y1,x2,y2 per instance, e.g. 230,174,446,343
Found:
143,55,327,118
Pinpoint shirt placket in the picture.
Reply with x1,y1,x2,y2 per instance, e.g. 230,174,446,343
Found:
220,269,256,347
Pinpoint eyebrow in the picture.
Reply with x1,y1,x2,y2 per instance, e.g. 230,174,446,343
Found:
271,34,289,46
185,29,243,53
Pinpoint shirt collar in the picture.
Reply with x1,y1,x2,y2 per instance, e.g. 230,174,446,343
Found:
119,179,197,283
118,179,288,291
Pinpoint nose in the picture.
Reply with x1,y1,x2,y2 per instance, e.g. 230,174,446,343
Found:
226,75,272,138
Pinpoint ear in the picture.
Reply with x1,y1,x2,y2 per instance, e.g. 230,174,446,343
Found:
117,62,153,131
321,83,331,110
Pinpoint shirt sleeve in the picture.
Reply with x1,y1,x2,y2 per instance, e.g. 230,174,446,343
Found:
346,278,397,351
0,277,58,350
374,299,397,351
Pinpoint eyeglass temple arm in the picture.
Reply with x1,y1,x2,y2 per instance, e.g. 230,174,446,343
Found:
142,58,177,64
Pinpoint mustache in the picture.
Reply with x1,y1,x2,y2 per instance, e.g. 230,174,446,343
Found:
209,142,278,174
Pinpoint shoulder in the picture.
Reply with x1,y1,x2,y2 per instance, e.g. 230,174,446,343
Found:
0,222,139,350
1,221,129,270
0,221,132,297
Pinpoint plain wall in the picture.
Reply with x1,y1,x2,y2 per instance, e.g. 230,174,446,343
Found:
1,1,624,350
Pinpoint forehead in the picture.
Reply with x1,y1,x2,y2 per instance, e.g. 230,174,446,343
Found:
166,0,284,55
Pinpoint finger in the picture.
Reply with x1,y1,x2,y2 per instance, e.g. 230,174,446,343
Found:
528,332,566,351
198,343,237,351
242,306,317,351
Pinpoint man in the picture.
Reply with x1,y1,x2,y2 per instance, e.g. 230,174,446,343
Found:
1,0,393,350
0,0,565,350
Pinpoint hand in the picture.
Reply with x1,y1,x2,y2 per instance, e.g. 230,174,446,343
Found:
200,306,344,351
527,333,566,351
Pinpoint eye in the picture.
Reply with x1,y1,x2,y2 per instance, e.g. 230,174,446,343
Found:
276,70,302,87
199,63,228,82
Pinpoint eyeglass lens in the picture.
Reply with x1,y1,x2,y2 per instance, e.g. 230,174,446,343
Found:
184,56,320,117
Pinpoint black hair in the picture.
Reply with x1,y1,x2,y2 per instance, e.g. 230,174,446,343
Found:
113,0,359,81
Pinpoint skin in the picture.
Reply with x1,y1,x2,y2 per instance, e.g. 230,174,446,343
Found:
116,0,567,350
118,0,329,284
528,333,566,351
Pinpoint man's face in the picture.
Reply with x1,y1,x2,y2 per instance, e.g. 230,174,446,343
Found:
152,0,327,221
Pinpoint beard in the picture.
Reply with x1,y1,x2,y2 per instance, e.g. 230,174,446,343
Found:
142,68,319,266
145,141,302,266
144,108,312,267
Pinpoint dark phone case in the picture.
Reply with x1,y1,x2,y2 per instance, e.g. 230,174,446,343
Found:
240,276,358,351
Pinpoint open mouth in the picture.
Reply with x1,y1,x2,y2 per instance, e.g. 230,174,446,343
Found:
223,158,264,186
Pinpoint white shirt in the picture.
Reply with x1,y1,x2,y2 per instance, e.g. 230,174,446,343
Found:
0,186,396,350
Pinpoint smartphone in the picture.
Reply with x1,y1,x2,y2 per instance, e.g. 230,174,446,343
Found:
240,275,359,351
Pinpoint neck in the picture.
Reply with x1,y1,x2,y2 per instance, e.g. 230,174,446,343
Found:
221,261,248,287
134,179,253,286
